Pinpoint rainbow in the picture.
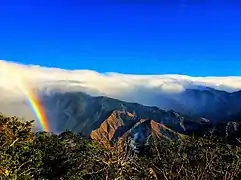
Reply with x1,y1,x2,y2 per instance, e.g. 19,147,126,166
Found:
2,63,50,132
17,80,50,132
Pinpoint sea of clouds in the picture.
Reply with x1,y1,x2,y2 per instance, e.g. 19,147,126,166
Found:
1,60,241,99
1,59,241,131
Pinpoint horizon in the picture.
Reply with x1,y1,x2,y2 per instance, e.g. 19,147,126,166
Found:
1,1,241,76
1,59,241,78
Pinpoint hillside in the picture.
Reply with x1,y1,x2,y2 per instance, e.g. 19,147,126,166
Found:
89,110,184,149
39,91,212,147
0,114,241,179
39,90,241,146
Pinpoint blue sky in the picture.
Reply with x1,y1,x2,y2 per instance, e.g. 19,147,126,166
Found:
0,0,241,76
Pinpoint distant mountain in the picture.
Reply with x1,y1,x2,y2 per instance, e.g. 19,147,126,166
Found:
39,91,211,147
152,88,241,122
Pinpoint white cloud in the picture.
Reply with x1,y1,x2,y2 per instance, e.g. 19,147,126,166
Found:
1,60,241,100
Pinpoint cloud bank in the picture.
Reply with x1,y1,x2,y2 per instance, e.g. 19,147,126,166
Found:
1,60,241,100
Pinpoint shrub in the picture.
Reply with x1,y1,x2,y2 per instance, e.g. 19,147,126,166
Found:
0,114,240,180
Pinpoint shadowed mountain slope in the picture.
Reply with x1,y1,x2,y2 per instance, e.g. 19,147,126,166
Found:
38,91,211,147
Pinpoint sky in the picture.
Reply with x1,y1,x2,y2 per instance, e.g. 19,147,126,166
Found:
0,0,241,76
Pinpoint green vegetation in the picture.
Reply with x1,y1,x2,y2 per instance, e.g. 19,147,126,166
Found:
0,114,241,180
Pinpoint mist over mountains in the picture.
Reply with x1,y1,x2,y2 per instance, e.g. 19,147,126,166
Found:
1,60,241,146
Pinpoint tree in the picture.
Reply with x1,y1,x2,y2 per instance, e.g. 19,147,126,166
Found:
0,114,42,179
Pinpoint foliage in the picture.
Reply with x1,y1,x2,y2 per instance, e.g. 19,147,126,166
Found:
0,114,241,180
148,136,241,180
0,114,42,179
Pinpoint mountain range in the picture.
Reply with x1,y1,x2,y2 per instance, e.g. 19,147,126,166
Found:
38,90,241,147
